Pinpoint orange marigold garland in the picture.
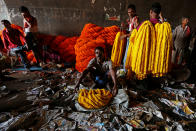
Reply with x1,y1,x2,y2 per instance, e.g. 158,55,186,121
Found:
1,23,119,67
75,23,120,72
0,25,79,64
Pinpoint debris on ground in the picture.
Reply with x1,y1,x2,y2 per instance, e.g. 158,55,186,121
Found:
0,64,196,131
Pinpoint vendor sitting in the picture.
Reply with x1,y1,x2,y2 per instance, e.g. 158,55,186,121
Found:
75,46,117,96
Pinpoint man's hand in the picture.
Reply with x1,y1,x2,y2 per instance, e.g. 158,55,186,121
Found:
112,85,117,96
159,12,164,22
120,33,131,40
134,16,139,29
120,34,127,40
24,44,29,50
121,22,125,28
74,83,80,93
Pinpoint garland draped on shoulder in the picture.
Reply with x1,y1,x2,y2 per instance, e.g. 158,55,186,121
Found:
125,20,173,80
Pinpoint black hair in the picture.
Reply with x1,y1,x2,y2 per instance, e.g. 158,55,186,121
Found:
1,19,11,25
128,4,136,11
182,16,190,20
95,46,104,53
19,6,29,13
151,2,161,14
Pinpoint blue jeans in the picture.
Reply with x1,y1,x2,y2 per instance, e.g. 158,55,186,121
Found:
123,38,129,69
95,72,108,86
10,46,29,68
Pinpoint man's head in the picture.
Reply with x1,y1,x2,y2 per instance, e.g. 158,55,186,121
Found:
150,2,161,19
95,46,104,59
127,4,136,18
182,16,189,26
19,6,30,18
1,20,11,30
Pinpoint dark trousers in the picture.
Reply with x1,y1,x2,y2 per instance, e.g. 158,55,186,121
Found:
25,32,41,64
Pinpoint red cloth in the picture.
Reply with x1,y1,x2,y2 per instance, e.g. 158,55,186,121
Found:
136,18,160,30
150,18,160,25
1,28,25,50
186,26,191,37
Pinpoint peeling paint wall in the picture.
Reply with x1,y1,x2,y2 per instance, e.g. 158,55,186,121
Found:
1,0,196,35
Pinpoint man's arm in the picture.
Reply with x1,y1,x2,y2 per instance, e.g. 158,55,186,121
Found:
133,16,139,29
159,12,164,23
120,30,133,40
1,31,9,50
18,29,25,39
23,19,28,30
187,27,192,50
74,67,91,91
75,58,95,91
109,67,117,96
172,27,178,50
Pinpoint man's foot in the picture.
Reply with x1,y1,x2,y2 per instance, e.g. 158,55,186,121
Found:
39,62,45,67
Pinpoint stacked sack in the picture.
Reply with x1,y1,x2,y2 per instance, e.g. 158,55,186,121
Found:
78,89,112,109
75,23,119,72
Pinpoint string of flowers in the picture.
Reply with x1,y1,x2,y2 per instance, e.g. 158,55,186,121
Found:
75,23,120,72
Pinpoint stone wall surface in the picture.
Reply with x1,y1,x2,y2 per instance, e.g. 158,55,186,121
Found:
0,0,195,35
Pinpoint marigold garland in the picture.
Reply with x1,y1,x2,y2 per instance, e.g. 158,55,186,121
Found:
1,23,119,67
125,21,172,80
0,24,79,64
75,23,120,72
111,31,125,66
78,89,112,109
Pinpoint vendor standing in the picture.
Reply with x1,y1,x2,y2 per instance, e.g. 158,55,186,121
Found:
19,6,42,66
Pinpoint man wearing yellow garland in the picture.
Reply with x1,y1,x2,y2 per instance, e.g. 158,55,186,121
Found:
125,2,173,80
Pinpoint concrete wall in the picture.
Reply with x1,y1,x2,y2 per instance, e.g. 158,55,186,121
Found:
0,0,196,35
125,0,196,30
1,0,124,36
0,0,11,30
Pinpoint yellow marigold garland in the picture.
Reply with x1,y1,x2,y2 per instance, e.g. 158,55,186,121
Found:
125,21,172,80
111,32,125,66
78,89,112,109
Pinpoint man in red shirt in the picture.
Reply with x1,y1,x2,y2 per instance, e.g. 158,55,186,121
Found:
1,20,30,69
19,6,41,66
